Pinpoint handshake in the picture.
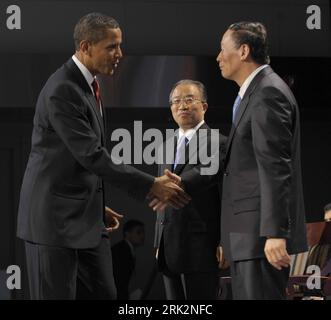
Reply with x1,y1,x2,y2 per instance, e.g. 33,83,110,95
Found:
148,169,191,211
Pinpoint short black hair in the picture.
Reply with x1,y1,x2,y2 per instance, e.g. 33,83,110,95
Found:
73,12,120,50
123,219,144,236
169,79,207,105
228,21,270,65
324,203,331,212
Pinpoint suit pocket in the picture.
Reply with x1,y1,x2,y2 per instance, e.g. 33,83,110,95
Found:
52,183,88,200
233,196,260,215
229,232,265,261
51,194,87,230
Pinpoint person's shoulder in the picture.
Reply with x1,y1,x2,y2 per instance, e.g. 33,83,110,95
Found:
257,68,292,94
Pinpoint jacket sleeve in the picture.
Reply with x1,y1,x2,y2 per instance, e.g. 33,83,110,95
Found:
47,83,154,201
251,86,294,238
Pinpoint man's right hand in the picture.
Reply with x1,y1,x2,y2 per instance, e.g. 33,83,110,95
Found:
216,246,230,269
264,238,291,270
149,172,191,209
149,170,188,210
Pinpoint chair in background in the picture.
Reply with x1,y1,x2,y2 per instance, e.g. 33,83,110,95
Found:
287,221,331,300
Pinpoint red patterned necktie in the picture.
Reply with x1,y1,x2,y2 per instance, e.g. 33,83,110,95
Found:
91,79,102,114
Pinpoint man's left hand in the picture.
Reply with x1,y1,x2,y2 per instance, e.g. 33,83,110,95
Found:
105,206,123,232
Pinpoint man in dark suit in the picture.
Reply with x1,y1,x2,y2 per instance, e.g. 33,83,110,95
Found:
16,12,189,300
153,80,227,300
159,22,308,300
214,21,307,299
112,220,145,300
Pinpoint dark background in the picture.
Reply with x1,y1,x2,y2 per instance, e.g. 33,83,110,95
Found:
0,0,330,299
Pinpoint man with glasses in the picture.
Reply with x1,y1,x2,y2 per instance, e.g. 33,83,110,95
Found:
153,80,227,299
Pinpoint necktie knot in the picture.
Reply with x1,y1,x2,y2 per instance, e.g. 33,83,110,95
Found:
232,95,241,123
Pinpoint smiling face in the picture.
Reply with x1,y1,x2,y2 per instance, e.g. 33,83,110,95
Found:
216,29,243,82
81,27,123,76
170,83,208,131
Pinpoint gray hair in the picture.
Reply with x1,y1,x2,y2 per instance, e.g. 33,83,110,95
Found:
169,79,207,104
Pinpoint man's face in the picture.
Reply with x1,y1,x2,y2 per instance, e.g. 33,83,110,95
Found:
128,226,145,247
325,210,331,221
86,28,123,76
170,84,207,131
216,29,242,81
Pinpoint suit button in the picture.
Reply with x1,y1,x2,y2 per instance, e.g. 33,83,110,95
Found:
160,220,164,225
223,171,229,177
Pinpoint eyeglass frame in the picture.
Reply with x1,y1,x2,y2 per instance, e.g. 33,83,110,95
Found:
169,95,205,107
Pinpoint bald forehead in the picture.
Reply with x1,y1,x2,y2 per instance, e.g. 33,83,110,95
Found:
221,29,234,45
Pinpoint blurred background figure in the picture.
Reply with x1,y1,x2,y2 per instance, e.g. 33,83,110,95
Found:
324,203,331,222
111,219,145,300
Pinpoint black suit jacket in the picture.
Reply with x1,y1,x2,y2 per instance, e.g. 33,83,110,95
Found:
111,240,135,300
220,66,308,261
17,58,154,248
154,123,227,274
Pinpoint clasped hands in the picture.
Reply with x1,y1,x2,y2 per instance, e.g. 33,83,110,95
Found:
148,169,190,211
105,169,189,233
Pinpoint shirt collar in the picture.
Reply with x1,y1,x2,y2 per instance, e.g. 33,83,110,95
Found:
72,54,95,93
238,64,268,99
178,120,205,142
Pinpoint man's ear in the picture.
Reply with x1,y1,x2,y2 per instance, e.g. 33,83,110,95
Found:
202,103,208,112
240,44,250,61
79,40,91,55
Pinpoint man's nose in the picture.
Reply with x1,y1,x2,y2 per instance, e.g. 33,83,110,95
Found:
178,102,188,109
116,47,123,59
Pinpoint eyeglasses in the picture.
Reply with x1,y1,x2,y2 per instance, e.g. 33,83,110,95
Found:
170,96,204,107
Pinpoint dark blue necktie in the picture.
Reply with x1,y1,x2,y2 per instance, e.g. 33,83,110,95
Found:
232,95,241,123
174,136,188,169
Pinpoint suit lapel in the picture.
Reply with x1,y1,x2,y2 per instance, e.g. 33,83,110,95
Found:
64,59,105,140
224,66,274,164
159,133,176,174
86,94,105,137
101,99,107,141
174,123,209,175
224,96,250,162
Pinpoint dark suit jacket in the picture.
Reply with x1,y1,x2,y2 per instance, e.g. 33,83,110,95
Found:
220,66,308,261
111,240,135,300
154,123,227,274
17,58,154,248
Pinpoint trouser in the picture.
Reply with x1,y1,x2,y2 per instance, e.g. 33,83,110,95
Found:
158,236,218,300
231,258,290,300
24,234,116,300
